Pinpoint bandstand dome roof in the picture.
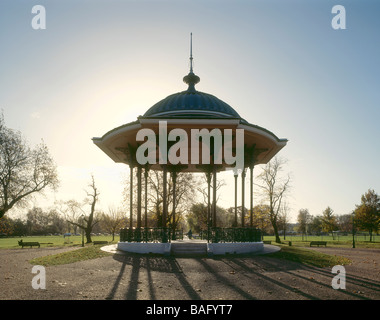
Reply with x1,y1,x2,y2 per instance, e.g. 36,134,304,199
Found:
143,82,244,121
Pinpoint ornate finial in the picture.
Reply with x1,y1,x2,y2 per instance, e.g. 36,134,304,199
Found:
190,32,193,73
183,32,200,93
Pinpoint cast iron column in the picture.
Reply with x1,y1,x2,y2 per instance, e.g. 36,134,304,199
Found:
206,171,212,242
136,166,142,241
234,171,238,227
144,167,148,228
250,165,254,227
212,167,217,228
241,168,246,227
137,166,142,228
162,165,168,242
171,171,177,240
129,165,134,228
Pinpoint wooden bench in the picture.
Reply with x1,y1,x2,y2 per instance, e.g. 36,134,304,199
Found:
18,240,40,248
310,241,327,247
263,240,271,244
93,241,109,245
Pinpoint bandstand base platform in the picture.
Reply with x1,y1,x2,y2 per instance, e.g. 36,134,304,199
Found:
114,240,267,256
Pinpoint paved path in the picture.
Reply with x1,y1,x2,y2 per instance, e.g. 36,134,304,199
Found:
1,245,379,300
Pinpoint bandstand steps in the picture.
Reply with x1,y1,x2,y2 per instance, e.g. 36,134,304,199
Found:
171,243,207,256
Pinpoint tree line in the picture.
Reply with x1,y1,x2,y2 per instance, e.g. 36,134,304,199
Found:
296,189,380,242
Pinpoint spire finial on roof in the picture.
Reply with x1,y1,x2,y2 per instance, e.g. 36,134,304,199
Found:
190,32,193,73
183,32,200,93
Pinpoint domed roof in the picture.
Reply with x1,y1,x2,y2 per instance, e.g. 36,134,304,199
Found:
143,86,243,120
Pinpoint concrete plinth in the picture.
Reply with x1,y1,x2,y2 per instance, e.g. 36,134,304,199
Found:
117,242,171,255
116,241,267,256
207,242,264,256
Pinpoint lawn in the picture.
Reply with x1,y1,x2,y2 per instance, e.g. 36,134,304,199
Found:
267,244,351,267
30,245,112,266
263,235,380,249
0,235,117,249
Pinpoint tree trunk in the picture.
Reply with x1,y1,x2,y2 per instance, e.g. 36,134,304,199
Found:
272,220,281,243
85,228,92,244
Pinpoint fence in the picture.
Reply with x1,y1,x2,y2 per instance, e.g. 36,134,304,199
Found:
201,227,262,243
119,227,183,243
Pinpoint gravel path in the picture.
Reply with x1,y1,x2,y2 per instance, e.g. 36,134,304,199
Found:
1,245,379,300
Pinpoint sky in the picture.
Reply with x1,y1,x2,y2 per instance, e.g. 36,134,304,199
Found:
1,0,379,223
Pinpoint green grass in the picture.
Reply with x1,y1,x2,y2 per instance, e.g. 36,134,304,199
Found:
267,244,352,268
263,235,380,249
30,245,112,266
0,235,116,249
1,235,115,265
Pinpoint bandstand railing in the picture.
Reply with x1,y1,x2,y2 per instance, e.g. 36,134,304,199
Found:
203,227,262,243
120,227,260,243
119,227,183,243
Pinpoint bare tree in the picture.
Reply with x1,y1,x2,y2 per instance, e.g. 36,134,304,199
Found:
67,175,100,243
279,201,291,240
0,113,59,219
101,206,126,241
197,173,226,206
255,157,291,243
56,199,85,233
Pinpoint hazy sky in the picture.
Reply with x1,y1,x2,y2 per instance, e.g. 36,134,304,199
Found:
1,0,379,223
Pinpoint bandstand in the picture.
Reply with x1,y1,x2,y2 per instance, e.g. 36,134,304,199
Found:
92,35,287,256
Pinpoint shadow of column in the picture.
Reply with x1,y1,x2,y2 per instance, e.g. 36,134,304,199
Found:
167,258,202,300
106,256,127,300
125,256,141,299
197,259,257,299
145,256,156,300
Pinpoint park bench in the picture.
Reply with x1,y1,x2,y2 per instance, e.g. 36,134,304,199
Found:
93,241,109,245
310,241,327,247
263,240,271,244
18,240,40,248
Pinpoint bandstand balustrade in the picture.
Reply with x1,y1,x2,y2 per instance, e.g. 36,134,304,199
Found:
120,227,183,243
120,227,261,244
208,227,261,243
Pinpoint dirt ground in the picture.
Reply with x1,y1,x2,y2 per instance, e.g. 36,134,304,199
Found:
1,245,379,301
